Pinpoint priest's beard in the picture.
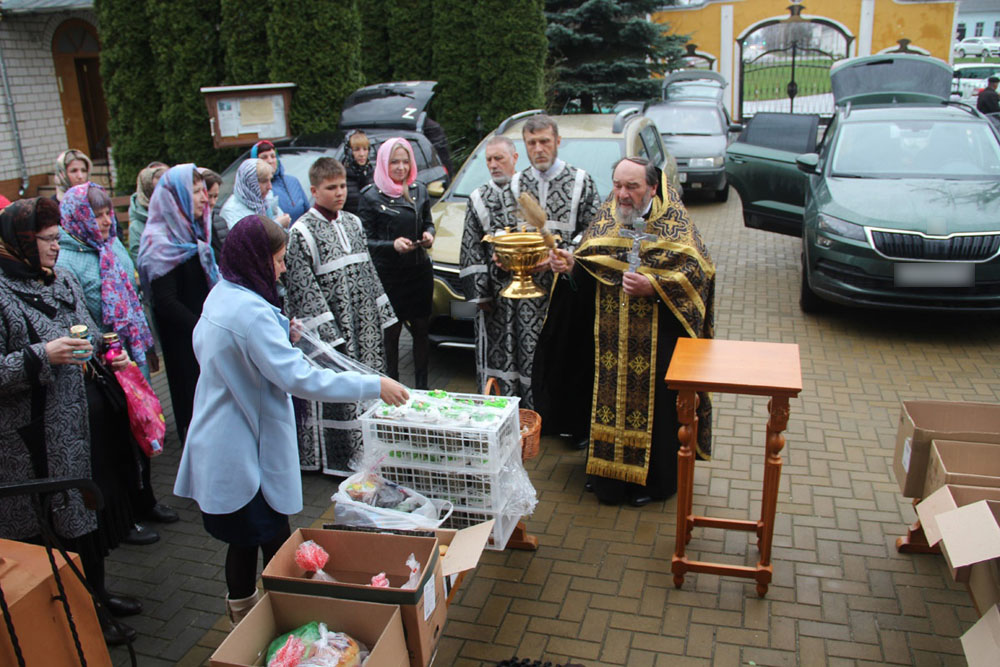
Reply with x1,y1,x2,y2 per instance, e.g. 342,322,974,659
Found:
615,191,653,225
491,174,511,186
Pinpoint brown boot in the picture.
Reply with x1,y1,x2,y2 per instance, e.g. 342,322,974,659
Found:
226,590,260,629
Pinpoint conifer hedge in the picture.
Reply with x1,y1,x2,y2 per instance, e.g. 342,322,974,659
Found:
221,0,272,85
359,0,392,84
95,0,167,193
267,0,364,135
430,2,480,153
387,0,433,81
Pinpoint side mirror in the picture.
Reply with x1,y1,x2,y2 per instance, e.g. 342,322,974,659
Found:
428,180,445,198
728,123,744,134
795,153,820,174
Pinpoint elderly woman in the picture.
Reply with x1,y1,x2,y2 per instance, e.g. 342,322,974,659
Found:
220,159,291,230
126,162,169,264
0,198,141,645
357,137,435,389
174,215,407,625
54,149,92,202
57,182,177,541
137,164,218,442
342,130,374,215
252,140,308,222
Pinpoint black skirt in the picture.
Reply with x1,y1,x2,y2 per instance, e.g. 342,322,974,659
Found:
378,260,433,321
202,488,290,547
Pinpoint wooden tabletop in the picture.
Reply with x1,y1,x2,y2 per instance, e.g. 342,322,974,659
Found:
665,339,802,396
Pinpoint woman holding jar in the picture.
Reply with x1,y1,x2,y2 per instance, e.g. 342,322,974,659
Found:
0,197,141,645
137,164,218,442
357,137,434,389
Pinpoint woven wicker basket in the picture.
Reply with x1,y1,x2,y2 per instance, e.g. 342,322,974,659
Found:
485,378,542,461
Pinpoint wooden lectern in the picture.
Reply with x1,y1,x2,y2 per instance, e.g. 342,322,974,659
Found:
665,339,802,597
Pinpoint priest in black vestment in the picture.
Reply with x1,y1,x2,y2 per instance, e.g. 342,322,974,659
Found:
532,157,715,506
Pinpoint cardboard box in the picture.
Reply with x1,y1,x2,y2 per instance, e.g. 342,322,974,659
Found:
933,500,1000,614
210,591,408,667
893,400,1000,498
924,440,1000,496
961,603,1000,667
262,526,489,667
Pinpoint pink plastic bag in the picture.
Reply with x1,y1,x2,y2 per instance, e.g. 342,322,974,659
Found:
295,540,336,582
114,364,165,457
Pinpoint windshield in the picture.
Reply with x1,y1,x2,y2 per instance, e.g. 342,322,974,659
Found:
645,105,724,136
449,138,624,199
664,82,722,101
830,119,1000,179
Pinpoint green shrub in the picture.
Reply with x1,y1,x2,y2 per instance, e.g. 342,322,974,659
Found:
221,0,272,85
359,0,392,84
387,0,433,80
430,1,480,152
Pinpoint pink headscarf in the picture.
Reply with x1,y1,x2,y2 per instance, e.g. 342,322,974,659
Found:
373,138,418,198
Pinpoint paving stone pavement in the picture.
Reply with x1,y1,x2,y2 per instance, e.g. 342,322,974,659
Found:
106,191,1000,666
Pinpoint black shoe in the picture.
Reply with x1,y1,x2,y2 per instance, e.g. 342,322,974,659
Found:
414,370,428,390
105,595,142,617
628,494,653,508
122,523,159,546
146,503,179,524
101,616,137,646
584,481,593,492
572,436,589,451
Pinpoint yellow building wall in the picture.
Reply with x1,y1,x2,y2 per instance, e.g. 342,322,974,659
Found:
871,0,954,56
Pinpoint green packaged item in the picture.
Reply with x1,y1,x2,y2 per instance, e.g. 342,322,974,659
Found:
266,621,322,664
427,389,449,399
483,397,509,408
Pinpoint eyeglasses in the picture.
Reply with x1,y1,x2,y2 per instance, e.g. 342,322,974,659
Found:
36,233,61,244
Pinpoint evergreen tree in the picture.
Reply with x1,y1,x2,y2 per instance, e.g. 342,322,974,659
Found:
475,0,547,132
267,0,364,135
359,0,392,84
221,0,272,85
387,0,433,81
430,1,480,153
147,0,226,168
95,0,167,193
546,0,686,113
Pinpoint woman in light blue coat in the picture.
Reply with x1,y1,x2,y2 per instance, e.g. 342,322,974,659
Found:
173,215,408,625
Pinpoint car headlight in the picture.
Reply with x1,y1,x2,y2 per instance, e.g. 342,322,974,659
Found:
688,156,724,168
817,213,867,242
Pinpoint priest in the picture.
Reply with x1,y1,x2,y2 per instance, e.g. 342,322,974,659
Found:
537,156,715,506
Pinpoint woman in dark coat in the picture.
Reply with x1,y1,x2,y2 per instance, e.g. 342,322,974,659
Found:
357,137,434,389
342,130,374,216
137,164,218,441
0,198,142,644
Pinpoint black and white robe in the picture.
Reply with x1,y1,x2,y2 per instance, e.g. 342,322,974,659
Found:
285,208,397,475
510,159,602,248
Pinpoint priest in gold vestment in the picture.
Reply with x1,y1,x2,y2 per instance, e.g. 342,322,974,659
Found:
535,157,715,506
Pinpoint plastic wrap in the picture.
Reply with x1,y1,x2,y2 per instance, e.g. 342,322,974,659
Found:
332,455,453,530
403,553,421,589
499,450,538,518
373,389,510,427
294,540,337,583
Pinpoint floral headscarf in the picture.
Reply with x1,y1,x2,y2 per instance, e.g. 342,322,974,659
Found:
233,159,267,215
60,183,154,364
0,197,60,284
373,138,418,198
135,162,169,209
221,215,282,309
137,163,218,293
55,150,93,202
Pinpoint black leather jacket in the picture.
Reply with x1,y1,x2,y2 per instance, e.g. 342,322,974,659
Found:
357,182,434,271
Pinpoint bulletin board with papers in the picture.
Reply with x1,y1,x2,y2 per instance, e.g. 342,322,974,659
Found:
200,83,296,148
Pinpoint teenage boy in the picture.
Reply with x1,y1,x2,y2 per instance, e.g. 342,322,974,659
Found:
284,158,398,476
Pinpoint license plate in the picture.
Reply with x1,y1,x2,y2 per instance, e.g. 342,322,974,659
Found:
893,262,974,287
450,299,478,320
678,172,687,183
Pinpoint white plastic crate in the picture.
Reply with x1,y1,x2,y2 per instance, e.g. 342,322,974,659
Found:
360,391,521,472
443,507,520,551
377,446,518,513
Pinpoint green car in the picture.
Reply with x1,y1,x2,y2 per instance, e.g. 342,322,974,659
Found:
726,54,1000,312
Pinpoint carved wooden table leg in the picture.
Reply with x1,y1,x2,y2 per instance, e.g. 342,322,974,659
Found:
755,396,789,596
506,521,538,550
672,390,699,588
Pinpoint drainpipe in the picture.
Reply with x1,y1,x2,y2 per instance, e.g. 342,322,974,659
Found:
0,13,32,196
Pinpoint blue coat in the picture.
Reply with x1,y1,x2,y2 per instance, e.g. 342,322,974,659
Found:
173,279,381,515
271,161,310,222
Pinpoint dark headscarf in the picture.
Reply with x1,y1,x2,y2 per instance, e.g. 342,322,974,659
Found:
220,215,282,308
0,197,60,284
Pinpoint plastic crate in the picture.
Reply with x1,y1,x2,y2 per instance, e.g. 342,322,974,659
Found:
377,446,518,513
443,507,520,551
361,391,521,472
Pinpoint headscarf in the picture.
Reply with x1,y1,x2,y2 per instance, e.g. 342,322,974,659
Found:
344,131,374,179
250,140,275,158
373,137,418,198
135,162,169,209
233,159,267,215
60,183,154,364
0,197,60,284
54,149,93,201
252,141,308,218
220,215,282,309
137,163,219,292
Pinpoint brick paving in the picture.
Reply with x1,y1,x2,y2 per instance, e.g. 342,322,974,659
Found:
105,192,1000,666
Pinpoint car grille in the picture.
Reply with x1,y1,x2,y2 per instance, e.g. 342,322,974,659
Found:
870,230,1000,262
433,264,465,295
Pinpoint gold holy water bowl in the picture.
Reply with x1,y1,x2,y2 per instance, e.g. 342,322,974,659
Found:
482,228,551,299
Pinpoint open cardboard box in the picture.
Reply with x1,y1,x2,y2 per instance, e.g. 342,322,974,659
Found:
262,525,490,667
893,401,1000,498
924,499,1000,615
961,603,1000,667
924,440,1000,497
210,591,408,667
916,484,1000,547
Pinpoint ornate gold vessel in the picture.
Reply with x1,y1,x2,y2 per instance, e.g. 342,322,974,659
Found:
482,229,551,299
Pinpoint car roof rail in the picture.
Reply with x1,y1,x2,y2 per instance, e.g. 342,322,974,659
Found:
612,107,640,133
843,101,852,119
496,109,545,135
942,99,981,118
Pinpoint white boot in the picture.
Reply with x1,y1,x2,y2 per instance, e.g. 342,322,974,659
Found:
226,590,260,629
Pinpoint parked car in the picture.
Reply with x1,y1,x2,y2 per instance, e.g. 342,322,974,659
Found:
954,37,1000,58
726,54,1000,313
216,81,450,213
952,63,1000,105
662,69,727,103
427,109,680,347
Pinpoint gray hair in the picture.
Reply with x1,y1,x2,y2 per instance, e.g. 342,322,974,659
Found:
522,114,559,137
486,135,517,156
87,184,112,212
613,156,658,187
